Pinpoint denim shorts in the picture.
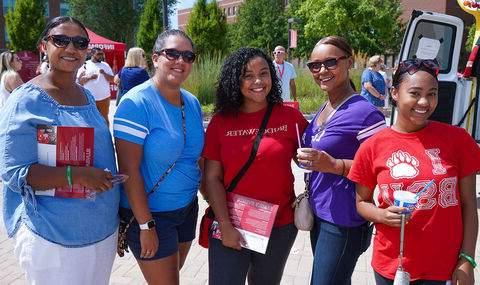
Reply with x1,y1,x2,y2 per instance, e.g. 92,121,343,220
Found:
119,197,198,260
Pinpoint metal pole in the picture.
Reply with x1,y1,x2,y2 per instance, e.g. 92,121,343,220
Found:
162,0,169,30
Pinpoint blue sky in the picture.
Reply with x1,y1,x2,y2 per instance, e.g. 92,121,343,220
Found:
171,0,196,28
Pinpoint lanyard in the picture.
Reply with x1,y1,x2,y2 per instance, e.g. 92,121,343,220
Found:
276,63,285,79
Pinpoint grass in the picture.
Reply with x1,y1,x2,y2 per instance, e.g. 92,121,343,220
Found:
181,55,362,117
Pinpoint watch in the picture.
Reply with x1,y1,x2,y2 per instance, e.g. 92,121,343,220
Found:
139,219,156,230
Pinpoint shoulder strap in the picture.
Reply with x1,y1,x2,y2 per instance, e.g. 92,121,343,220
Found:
226,103,274,192
147,99,187,196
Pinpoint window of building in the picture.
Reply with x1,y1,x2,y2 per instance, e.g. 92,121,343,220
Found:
228,7,231,16
233,6,236,15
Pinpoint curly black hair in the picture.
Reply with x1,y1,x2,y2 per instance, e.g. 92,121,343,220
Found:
214,47,283,114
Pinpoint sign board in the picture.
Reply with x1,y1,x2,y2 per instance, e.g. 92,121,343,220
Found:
289,29,297,49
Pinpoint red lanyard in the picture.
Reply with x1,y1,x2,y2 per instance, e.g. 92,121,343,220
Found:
276,63,285,79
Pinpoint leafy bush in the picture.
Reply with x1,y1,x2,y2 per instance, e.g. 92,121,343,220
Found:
182,54,362,116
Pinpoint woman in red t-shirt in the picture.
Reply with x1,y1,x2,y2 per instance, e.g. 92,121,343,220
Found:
349,59,480,285
203,47,308,284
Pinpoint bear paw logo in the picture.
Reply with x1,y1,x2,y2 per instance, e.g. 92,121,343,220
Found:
386,150,419,179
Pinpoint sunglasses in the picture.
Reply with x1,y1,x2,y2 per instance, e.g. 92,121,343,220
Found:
45,34,90,50
273,51,285,55
307,56,348,73
397,58,440,77
157,48,196,64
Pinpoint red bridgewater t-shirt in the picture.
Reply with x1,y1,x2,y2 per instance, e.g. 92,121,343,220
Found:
348,121,480,281
203,104,308,227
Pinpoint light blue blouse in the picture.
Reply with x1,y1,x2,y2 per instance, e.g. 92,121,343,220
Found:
0,83,120,247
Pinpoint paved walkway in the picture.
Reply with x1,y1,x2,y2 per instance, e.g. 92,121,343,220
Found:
1,100,480,284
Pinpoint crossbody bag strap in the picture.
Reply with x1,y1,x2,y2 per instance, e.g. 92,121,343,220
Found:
124,99,187,225
226,103,274,192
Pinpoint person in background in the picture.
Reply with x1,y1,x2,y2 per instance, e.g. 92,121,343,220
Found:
273,45,297,102
77,47,114,124
0,16,120,284
378,64,392,109
0,50,23,108
361,55,386,109
114,29,204,285
297,36,386,285
114,47,149,106
349,58,480,285
204,47,308,285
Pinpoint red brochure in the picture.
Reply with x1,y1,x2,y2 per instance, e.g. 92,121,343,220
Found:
36,125,95,199
211,193,279,254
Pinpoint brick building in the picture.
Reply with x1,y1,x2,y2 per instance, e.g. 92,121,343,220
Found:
178,0,244,30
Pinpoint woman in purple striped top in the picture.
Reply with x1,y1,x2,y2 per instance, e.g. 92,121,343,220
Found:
297,36,386,285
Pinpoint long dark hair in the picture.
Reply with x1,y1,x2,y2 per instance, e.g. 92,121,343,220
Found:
215,47,282,114
38,16,89,46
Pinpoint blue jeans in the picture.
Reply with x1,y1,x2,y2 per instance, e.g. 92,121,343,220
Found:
310,218,372,285
208,223,298,285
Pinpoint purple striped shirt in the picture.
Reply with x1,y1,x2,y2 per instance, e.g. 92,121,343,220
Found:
302,95,386,227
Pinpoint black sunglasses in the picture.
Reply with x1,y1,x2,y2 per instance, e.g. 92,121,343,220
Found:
307,56,348,73
397,58,440,77
45,34,90,50
157,48,196,64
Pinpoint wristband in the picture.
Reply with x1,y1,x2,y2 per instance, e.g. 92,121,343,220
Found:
340,159,346,176
459,252,477,268
66,165,73,187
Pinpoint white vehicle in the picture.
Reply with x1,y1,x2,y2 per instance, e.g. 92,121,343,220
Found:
394,8,480,141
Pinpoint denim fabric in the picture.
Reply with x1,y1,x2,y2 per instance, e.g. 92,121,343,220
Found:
120,197,198,260
310,218,372,285
374,271,449,285
0,83,120,247
208,223,298,285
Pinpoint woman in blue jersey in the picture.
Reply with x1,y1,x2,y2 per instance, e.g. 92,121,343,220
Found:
113,29,204,285
0,16,120,284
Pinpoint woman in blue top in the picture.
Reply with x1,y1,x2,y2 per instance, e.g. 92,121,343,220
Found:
0,17,120,284
360,55,386,108
114,47,150,105
114,30,204,284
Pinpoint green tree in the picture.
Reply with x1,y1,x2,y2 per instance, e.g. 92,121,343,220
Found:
231,0,287,52
5,0,46,51
185,0,228,57
68,0,137,47
136,0,173,53
296,0,403,57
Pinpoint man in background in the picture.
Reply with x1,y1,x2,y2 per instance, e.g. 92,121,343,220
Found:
273,45,297,102
77,47,114,124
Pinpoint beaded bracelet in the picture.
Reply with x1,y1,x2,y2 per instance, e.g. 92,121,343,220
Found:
66,165,73,187
459,252,477,268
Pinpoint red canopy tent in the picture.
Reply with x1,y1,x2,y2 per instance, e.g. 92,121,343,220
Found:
86,28,126,98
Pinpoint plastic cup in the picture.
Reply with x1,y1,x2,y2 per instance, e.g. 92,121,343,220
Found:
297,148,313,173
393,191,418,213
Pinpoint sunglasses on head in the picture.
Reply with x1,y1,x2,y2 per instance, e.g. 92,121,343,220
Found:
45,34,90,50
307,56,348,73
397,58,440,76
157,48,196,64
